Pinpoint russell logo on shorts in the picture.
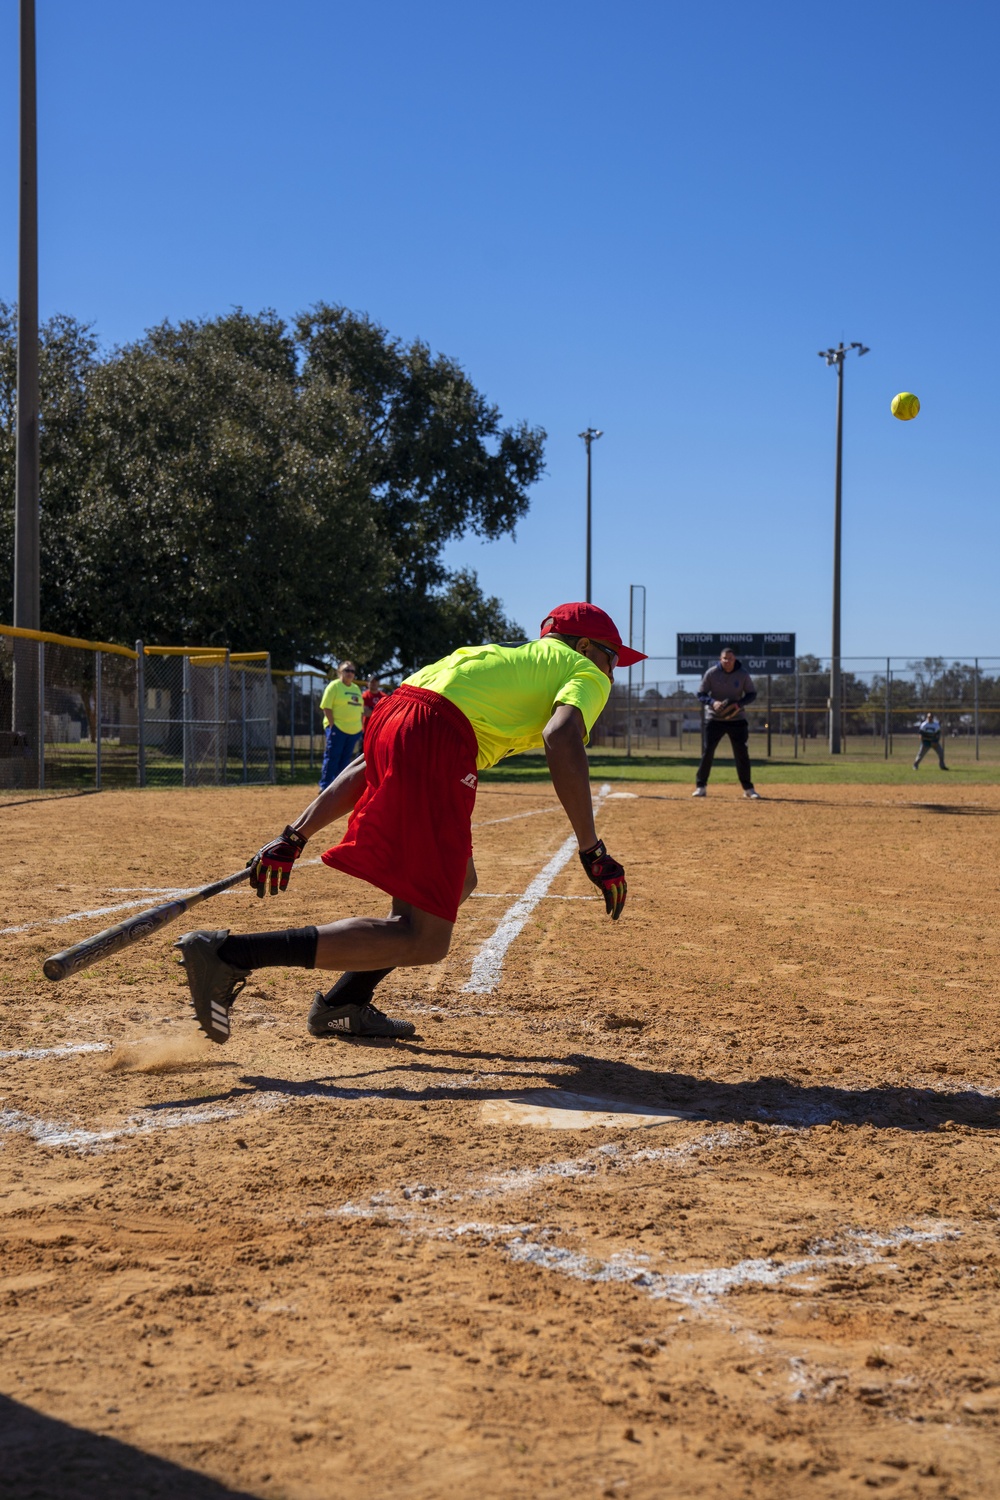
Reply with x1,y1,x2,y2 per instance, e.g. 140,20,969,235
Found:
460,773,478,789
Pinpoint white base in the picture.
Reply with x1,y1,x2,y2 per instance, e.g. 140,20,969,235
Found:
480,1089,695,1130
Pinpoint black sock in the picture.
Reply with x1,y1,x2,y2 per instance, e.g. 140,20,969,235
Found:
321,968,394,1009
218,927,318,971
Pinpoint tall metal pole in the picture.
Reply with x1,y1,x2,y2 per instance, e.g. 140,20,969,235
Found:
136,641,146,787
95,650,102,791
626,589,633,760
182,654,193,786
974,657,980,761
793,662,799,759
830,359,844,754
884,656,890,760
626,583,646,760
586,440,592,605
819,342,868,754
13,0,40,767
578,428,602,603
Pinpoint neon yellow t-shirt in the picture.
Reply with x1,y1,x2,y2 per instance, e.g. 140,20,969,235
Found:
320,677,364,734
404,639,610,770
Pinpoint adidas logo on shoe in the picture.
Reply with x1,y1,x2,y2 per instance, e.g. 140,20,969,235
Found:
307,991,417,1040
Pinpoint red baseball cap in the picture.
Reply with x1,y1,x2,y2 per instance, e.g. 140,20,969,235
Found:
539,602,648,668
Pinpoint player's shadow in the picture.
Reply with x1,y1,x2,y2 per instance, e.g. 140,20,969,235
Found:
0,1392,257,1499
551,1054,1000,1132
908,802,999,816
210,1046,1000,1134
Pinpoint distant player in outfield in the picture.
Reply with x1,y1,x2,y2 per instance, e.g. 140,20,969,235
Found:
318,660,364,790
176,603,645,1044
913,712,948,771
692,647,760,799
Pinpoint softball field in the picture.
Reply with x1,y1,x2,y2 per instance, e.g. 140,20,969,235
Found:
1,782,998,1498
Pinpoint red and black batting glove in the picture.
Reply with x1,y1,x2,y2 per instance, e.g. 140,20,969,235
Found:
248,825,308,898
579,839,627,920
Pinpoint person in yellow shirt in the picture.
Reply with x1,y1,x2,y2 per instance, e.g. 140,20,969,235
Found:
318,660,364,790
176,603,646,1045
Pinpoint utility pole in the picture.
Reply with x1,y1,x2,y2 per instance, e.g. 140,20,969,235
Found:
578,428,602,603
13,0,41,774
818,341,869,753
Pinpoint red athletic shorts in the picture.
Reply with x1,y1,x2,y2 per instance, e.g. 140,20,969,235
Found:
321,685,479,923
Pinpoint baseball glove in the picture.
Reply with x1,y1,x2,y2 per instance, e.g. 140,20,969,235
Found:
715,701,741,720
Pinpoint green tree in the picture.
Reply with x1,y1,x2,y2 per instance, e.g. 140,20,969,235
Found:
391,568,523,676
72,309,386,663
295,304,544,668
0,303,98,630
0,304,543,668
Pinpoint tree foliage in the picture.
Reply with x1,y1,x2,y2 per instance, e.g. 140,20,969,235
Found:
0,302,543,668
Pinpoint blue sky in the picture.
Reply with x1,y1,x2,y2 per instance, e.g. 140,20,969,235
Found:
1,0,997,663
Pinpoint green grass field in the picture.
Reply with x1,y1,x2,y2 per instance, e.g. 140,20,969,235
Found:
7,733,998,797
481,742,1000,786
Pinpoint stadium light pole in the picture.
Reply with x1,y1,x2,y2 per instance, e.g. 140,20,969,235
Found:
818,341,869,754
578,428,602,603
13,0,41,766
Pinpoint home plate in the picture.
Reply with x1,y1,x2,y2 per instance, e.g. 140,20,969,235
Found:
480,1089,695,1130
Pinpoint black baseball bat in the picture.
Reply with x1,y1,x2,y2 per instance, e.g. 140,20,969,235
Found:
43,867,252,981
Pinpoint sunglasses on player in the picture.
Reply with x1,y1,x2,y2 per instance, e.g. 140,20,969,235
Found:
589,641,619,672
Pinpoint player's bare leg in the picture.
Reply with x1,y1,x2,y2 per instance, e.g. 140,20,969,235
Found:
176,857,478,1043
306,857,478,1038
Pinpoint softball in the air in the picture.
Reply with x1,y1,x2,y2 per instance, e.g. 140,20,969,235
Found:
891,391,920,421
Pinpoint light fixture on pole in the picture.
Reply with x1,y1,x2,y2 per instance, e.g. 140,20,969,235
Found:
818,341,869,754
578,427,602,603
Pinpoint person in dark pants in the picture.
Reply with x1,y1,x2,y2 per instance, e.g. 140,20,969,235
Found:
692,647,760,799
318,661,364,791
913,712,948,771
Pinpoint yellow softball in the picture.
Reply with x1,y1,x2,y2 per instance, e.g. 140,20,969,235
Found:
891,391,920,421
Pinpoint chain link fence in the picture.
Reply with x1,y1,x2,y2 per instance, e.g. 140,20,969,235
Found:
6,632,1000,787
273,670,328,782
591,657,1000,761
0,627,276,791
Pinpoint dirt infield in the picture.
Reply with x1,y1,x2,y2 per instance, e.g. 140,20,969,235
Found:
1,782,999,1498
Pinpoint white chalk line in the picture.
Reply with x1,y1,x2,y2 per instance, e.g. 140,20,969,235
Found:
0,1097,281,1150
1,825,591,941
105,886,197,894
439,1221,958,1308
472,806,563,829
464,783,612,994
335,1136,735,1221
470,892,593,901
0,1042,111,1062
0,859,299,936
0,890,200,936
329,1141,958,1309
0,1064,550,1151
3,1077,958,1315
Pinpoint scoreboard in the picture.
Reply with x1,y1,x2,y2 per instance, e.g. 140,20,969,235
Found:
676,633,796,676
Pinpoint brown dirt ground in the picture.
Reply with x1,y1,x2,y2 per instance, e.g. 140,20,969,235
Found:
0,781,999,1500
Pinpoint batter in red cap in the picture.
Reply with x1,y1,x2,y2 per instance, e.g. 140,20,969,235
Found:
539,602,648,668
175,605,642,1047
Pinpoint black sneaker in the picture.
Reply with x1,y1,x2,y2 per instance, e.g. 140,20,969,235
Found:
174,929,250,1044
307,992,416,1040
